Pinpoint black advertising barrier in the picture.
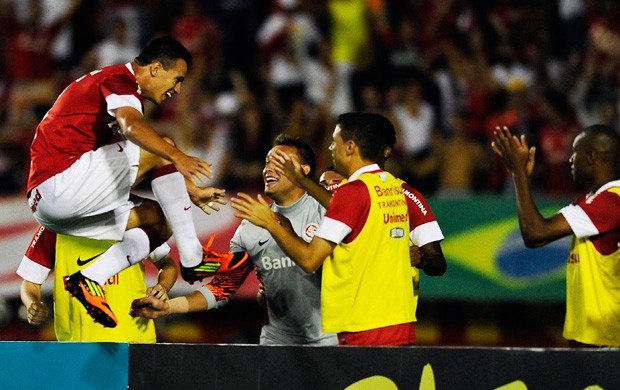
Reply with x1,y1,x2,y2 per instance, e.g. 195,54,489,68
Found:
129,344,620,389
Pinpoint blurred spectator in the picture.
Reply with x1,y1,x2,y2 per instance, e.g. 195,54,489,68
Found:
410,0,460,58
303,41,336,110
175,87,233,189
389,17,425,82
326,0,371,116
359,83,389,117
171,0,221,90
441,36,498,142
80,16,139,71
570,42,620,130
348,0,392,111
218,71,274,191
257,0,323,122
212,0,268,88
585,0,620,70
3,0,83,125
0,0,611,199
557,0,588,66
102,0,152,48
436,111,488,196
535,88,581,196
391,77,439,194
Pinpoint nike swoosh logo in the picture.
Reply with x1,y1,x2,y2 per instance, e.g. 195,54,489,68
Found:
117,143,124,152
258,239,269,246
76,252,104,266
184,205,191,211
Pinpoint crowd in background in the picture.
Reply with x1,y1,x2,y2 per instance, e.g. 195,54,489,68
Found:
0,0,618,198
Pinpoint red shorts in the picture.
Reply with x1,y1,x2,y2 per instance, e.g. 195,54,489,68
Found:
337,322,415,346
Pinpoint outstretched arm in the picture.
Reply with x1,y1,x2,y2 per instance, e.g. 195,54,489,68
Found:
132,256,253,318
115,106,213,187
185,179,227,215
146,254,178,301
270,149,333,208
492,126,573,247
231,193,335,272
130,290,207,319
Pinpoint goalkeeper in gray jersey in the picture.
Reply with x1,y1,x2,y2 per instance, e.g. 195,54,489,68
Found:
130,134,337,345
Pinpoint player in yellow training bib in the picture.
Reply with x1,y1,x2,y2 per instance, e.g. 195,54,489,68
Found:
17,225,177,342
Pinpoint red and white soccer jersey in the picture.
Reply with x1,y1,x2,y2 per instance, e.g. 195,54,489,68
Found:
16,225,55,284
401,182,444,246
28,63,143,192
327,169,444,246
559,180,620,346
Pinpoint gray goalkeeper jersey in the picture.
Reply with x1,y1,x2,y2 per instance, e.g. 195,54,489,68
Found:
231,193,337,345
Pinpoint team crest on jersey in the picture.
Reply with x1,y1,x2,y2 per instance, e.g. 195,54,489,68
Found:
304,223,318,240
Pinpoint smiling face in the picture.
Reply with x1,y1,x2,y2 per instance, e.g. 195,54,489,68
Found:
263,145,305,204
141,59,188,105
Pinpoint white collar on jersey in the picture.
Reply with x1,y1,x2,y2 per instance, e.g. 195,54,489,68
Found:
591,179,620,195
348,163,381,182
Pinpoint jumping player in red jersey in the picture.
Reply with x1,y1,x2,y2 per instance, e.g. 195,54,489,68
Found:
26,36,226,327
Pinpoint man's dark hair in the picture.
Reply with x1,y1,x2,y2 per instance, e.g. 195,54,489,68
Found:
135,36,193,70
583,124,620,163
273,133,316,179
335,112,396,162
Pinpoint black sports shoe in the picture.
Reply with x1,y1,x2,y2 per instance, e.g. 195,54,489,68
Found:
64,272,118,328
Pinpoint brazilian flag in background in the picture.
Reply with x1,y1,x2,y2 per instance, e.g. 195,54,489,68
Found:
422,195,571,302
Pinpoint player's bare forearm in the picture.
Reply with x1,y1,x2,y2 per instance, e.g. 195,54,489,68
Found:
269,223,317,272
512,169,546,246
512,170,572,247
155,255,178,294
131,294,195,319
116,107,212,185
300,176,332,209
417,242,447,276
491,126,568,247
262,214,334,273
117,107,184,162
184,291,210,312
20,281,48,325
231,192,331,272
20,280,42,308
270,149,333,207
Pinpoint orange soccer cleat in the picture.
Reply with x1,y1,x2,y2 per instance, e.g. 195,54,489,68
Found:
180,234,250,284
64,271,118,328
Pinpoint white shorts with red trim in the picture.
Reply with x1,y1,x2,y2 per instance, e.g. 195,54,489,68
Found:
28,140,141,240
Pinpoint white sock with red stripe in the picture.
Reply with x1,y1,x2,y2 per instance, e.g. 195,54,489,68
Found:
151,166,202,267
81,228,150,285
